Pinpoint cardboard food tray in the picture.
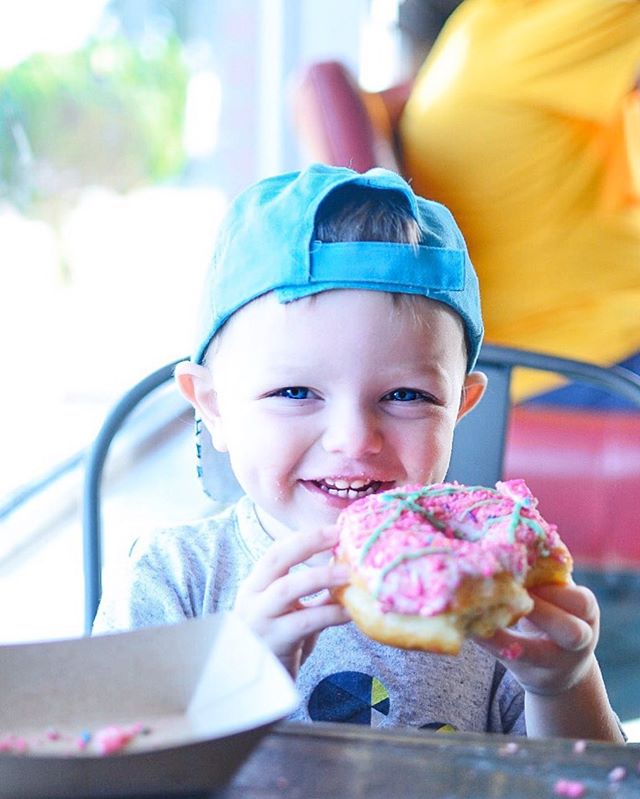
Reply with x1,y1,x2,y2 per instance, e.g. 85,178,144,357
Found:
0,613,299,798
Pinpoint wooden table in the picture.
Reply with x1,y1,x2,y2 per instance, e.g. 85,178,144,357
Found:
215,722,640,799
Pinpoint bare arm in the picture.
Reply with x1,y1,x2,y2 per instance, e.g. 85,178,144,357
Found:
476,583,624,742
525,657,625,742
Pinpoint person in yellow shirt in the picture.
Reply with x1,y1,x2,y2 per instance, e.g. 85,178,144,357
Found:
399,0,640,407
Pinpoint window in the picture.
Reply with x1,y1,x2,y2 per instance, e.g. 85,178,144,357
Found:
0,0,366,642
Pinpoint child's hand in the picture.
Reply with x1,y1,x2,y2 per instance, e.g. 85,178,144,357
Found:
475,581,599,696
476,582,626,741
233,525,351,677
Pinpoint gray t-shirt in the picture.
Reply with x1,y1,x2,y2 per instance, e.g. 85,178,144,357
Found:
94,496,525,734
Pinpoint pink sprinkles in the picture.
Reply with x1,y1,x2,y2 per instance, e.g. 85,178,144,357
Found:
335,479,568,617
93,723,144,756
554,779,586,797
0,735,28,753
0,722,150,756
499,642,524,661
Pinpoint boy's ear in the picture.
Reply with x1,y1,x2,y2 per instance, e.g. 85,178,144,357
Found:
457,370,488,422
174,361,228,452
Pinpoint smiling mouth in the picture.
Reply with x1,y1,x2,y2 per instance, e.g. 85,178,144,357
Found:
312,478,385,500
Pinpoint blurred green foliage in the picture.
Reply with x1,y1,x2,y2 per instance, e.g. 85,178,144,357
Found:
0,34,188,216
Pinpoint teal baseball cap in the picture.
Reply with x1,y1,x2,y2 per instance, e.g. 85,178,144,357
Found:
191,163,484,496
194,162,483,367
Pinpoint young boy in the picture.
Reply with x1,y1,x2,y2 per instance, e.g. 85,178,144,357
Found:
94,164,623,742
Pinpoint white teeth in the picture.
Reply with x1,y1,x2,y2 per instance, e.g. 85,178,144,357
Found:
326,478,370,490
319,479,381,499
325,487,361,499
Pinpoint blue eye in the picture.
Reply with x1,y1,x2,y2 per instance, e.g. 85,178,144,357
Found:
385,388,428,402
275,387,310,400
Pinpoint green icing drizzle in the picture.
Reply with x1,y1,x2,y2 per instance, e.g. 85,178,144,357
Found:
355,483,550,575
358,487,448,564
374,547,452,599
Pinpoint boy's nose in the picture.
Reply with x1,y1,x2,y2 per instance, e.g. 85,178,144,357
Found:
321,405,383,458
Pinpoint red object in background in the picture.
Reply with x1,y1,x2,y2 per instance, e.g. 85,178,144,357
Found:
292,61,379,173
505,406,640,569
292,60,411,174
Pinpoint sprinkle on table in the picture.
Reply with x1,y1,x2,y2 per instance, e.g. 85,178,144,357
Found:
553,778,586,797
498,741,520,755
0,735,28,754
76,730,92,750
607,766,626,783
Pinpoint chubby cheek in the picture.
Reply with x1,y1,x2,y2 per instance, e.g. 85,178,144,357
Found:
226,424,302,497
403,425,455,485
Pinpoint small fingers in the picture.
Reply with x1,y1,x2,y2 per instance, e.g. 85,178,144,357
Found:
529,583,598,626
244,526,340,592
258,562,350,618
473,627,521,658
525,594,595,652
263,603,351,656
476,587,598,659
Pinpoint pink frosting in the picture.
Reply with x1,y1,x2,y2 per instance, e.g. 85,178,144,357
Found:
335,479,570,617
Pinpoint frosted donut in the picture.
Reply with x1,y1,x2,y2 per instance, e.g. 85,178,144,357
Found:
333,479,573,655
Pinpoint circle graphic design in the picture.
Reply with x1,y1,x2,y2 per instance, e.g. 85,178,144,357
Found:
421,722,458,733
308,671,390,725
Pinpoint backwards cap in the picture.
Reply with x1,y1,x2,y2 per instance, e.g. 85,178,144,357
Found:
194,162,483,367
192,163,483,495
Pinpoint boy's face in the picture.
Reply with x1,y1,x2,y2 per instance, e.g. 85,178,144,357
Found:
194,290,484,539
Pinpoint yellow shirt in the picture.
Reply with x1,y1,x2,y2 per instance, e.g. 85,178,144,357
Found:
400,0,640,399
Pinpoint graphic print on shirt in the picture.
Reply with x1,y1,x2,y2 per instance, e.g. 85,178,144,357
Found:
308,671,390,725
421,722,458,733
